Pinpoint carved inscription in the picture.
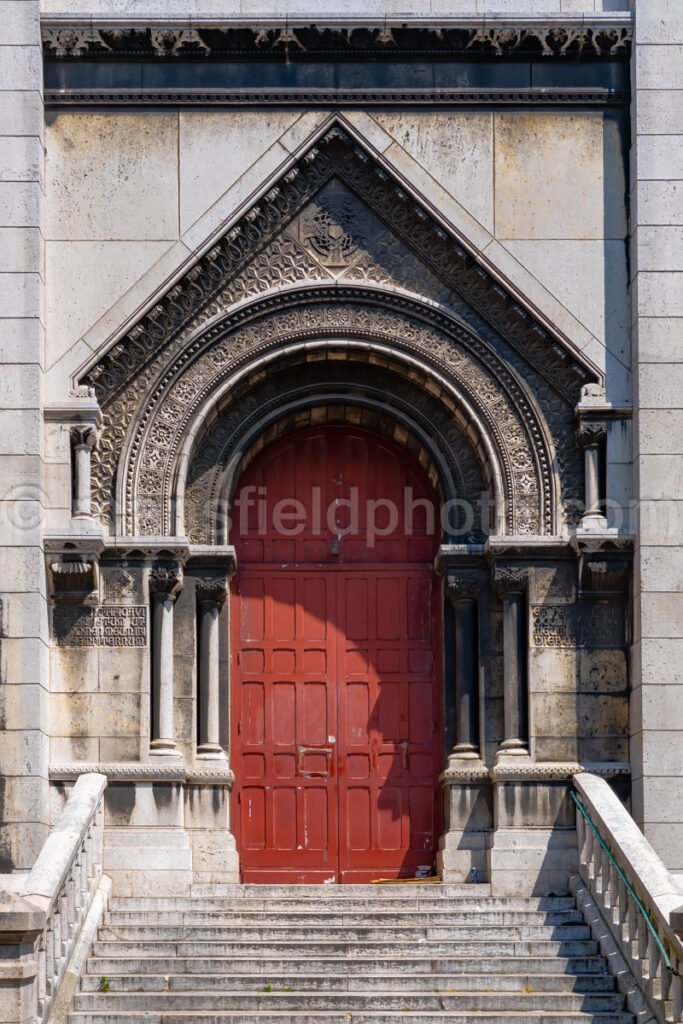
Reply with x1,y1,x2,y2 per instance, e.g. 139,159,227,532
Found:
532,605,576,648
53,606,147,647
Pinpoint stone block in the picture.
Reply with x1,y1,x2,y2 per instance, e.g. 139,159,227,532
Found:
639,363,683,409
437,828,489,883
488,827,578,896
98,736,142,761
635,135,683,182
49,693,141,738
636,729,683,777
0,136,41,184
533,736,579,761
494,112,626,241
577,736,629,762
0,46,41,91
638,454,683,499
0,3,39,45
634,181,683,226
107,868,191,898
185,784,230,830
50,735,99,763
3,592,48,639
45,239,175,366
636,317,683,363
42,462,71,513
0,272,41,319
190,829,239,877
0,363,40,410
633,680,683,731
529,649,577,693
105,783,184,828
8,820,48,871
635,45,683,90
0,728,48,778
0,683,48,732
45,114,179,241
0,320,42,366
50,647,98,693
642,823,683,872
530,692,578,739
0,90,42,137
635,271,683,318
639,546,683,591
375,112,494,233
633,226,683,273
635,90,683,136
0,228,41,274
0,409,40,455
0,182,40,227
1,637,47,688
98,647,147,694
636,0,683,42
0,546,45,594
638,409,683,454
637,502,683,545
0,774,46,823
634,637,683,686
178,111,298,233
578,649,628,694
640,591,683,638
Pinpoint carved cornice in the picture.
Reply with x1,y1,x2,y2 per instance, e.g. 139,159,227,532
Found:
439,761,631,784
148,565,184,599
42,23,632,60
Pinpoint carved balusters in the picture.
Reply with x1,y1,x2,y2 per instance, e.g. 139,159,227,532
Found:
149,565,184,755
196,574,229,759
493,566,530,760
445,572,480,760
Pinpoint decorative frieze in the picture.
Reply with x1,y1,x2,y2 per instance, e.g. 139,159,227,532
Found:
53,605,147,647
42,23,632,60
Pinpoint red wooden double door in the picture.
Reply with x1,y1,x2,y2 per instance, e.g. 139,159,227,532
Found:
231,426,442,883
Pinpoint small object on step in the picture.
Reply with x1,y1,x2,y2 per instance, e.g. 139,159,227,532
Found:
415,864,432,879
467,867,478,883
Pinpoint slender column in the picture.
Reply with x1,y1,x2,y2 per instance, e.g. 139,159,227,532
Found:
196,575,229,759
445,572,480,760
71,425,97,518
493,566,530,760
149,565,184,755
577,419,607,527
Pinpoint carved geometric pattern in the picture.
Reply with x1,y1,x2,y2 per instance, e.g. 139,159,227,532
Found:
128,295,543,537
81,126,592,538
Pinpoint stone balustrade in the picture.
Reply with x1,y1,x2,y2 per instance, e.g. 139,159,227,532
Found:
0,772,107,1024
573,772,683,1023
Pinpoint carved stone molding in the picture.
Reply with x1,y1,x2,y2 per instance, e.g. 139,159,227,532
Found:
577,418,607,450
148,565,184,600
493,565,530,595
195,575,229,606
439,760,631,784
446,572,480,603
42,23,632,60
49,763,235,786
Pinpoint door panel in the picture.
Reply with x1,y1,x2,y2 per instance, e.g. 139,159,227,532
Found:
232,566,441,883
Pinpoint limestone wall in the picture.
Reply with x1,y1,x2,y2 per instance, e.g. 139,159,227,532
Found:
631,0,683,870
0,0,49,872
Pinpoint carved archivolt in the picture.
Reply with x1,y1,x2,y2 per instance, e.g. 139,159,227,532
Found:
82,124,592,540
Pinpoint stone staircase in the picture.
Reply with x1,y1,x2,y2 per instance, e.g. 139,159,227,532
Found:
69,883,634,1024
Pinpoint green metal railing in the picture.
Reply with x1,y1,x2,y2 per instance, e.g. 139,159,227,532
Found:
571,789,675,975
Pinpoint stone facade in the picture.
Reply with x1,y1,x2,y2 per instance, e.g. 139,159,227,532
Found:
0,0,681,895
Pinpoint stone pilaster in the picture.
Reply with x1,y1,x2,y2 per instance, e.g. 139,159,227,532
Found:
445,572,480,761
631,0,683,871
0,0,48,870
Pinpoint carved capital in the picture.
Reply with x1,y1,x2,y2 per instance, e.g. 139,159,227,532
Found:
446,572,479,603
576,418,607,450
493,565,529,596
196,574,229,607
49,558,99,604
149,565,184,601
71,424,98,450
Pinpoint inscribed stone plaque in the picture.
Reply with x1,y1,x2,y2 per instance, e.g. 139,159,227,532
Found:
53,606,147,647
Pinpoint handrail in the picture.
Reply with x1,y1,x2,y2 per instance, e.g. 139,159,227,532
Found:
571,790,674,973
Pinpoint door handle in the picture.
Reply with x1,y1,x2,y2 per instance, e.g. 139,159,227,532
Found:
296,745,333,779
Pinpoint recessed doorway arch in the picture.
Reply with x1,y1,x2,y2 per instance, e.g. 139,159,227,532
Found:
230,422,443,883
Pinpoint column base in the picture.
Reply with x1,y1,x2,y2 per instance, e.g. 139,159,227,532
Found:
495,741,531,764
150,739,178,755
196,744,227,760
450,743,480,761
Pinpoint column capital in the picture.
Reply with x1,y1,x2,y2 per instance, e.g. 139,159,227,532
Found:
149,564,184,601
70,423,98,450
196,574,229,607
493,564,529,596
576,417,607,450
446,571,480,603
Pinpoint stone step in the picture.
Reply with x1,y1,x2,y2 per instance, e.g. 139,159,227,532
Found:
96,925,592,943
73,991,628,1013
68,1012,635,1024
80,972,618,994
108,896,574,913
190,884,492,898
91,939,600,959
87,955,611,977
104,910,585,927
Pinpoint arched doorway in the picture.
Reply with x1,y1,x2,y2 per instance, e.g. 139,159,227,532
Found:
230,424,442,883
